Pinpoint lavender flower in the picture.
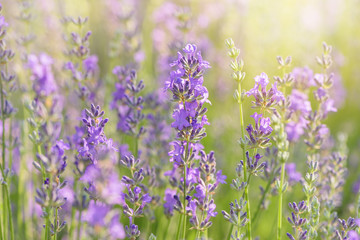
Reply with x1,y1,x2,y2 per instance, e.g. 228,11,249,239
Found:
286,201,308,240
165,43,217,239
34,140,69,237
285,163,302,184
244,112,272,149
111,67,146,139
222,198,248,239
246,72,285,114
187,151,225,233
62,16,98,101
290,67,315,90
335,217,358,239
72,104,123,240
239,152,266,176
27,53,57,97
83,201,125,239
120,155,152,239
77,104,116,164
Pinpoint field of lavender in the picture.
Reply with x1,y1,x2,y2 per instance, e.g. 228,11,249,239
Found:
0,0,360,240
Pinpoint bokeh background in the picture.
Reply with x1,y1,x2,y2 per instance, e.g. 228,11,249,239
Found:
2,0,360,239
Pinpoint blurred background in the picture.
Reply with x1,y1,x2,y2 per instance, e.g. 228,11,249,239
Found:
2,0,360,239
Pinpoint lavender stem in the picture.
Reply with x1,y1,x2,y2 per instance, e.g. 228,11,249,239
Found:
277,162,285,240
182,140,190,240
238,75,252,240
176,213,184,240
76,209,82,240
53,208,58,240
227,225,234,240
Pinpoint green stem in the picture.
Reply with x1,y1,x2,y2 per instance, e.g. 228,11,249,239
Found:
53,208,58,240
182,161,188,240
0,73,7,240
7,119,14,240
8,120,13,169
45,175,54,240
227,225,234,240
37,145,46,181
162,217,171,240
76,210,82,240
238,81,251,239
357,193,360,219
4,185,14,240
252,176,273,223
1,188,8,239
176,214,183,240
45,206,50,240
0,211,2,240
277,162,286,240
196,230,201,240
181,98,190,240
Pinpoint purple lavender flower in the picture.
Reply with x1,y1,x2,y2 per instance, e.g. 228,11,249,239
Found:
83,55,98,76
353,178,360,194
120,155,152,237
348,231,360,240
286,201,308,240
246,72,285,113
245,112,273,149
285,163,302,184
222,198,248,234
34,139,69,237
335,217,358,239
240,152,267,176
171,109,191,130
285,120,306,142
27,53,57,97
163,188,177,217
111,68,145,138
186,151,225,232
83,201,125,239
77,104,117,164
165,44,218,237
291,67,316,90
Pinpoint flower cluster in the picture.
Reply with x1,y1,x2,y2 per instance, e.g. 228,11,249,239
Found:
245,112,273,149
164,44,223,238
77,104,116,164
75,104,124,239
246,72,285,114
34,141,69,237
27,53,57,98
187,151,226,232
286,201,308,240
111,67,145,138
63,16,99,101
120,155,152,239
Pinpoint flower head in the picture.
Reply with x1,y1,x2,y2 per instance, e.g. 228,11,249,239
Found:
246,73,285,113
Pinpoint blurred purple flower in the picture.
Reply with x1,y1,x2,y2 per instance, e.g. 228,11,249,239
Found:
83,55,98,75
291,67,315,89
27,53,57,97
348,230,360,240
285,163,302,183
84,201,110,226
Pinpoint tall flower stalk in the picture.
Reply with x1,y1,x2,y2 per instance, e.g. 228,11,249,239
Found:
111,67,145,157
273,56,293,240
0,6,17,240
165,43,213,240
225,38,251,239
